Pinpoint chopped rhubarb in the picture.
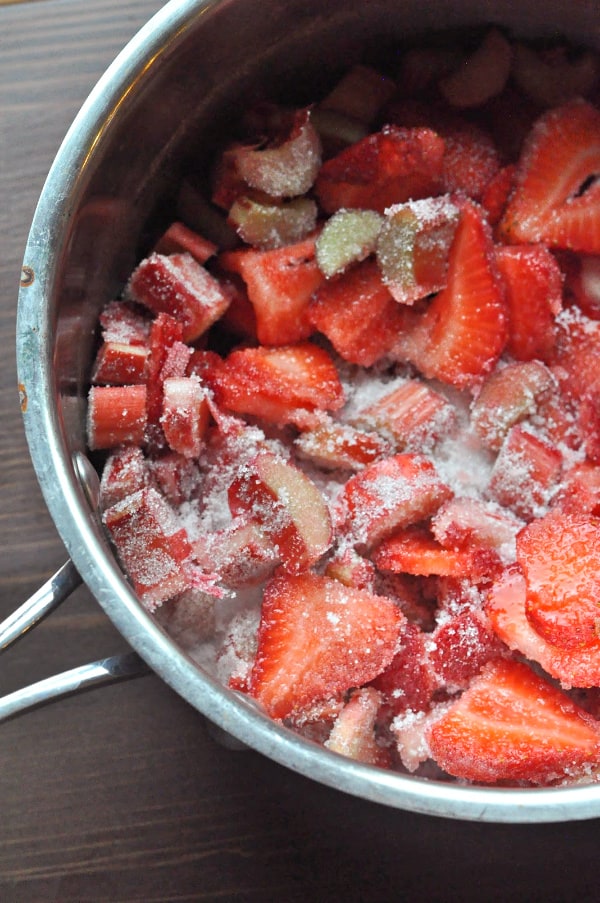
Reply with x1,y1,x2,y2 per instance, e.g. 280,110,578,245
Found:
87,384,147,450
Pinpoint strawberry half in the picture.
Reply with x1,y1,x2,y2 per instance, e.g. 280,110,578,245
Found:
337,452,452,550
486,566,600,688
218,234,324,345
500,100,600,253
211,342,345,429
427,658,600,785
315,125,445,214
248,571,404,720
309,258,405,367
393,200,508,389
517,509,600,651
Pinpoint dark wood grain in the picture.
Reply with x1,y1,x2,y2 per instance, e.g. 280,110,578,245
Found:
1,2,599,900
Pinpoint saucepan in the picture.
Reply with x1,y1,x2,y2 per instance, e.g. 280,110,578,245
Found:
4,0,600,822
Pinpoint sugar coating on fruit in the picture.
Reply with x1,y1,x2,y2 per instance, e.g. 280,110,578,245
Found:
89,27,600,788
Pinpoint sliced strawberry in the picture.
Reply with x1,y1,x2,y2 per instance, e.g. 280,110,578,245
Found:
91,341,148,386
127,252,231,342
517,509,600,651
350,378,457,453
86,384,147,450
314,125,445,214
480,163,516,226
428,607,507,690
470,360,557,452
393,200,508,389
439,121,500,200
161,375,210,459
486,566,600,687
211,342,344,430
248,571,403,720
325,687,392,768
551,308,600,404
431,497,522,560
228,451,332,574
309,258,406,367
370,621,436,716
487,425,563,520
153,221,217,263
494,244,563,362
103,487,194,611
294,417,390,472
553,461,600,517
373,525,501,579
427,658,600,784
219,234,324,345
337,453,452,550
99,446,150,511
500,100,600,253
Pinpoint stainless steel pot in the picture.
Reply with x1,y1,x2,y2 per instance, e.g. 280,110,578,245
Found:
5,0,600,823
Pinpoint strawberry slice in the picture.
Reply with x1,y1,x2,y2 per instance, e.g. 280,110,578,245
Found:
427,658,600,784
218,234,324,345
480,163,516,226
211,342,345,430
325,687,392,768
315,125,445,214
553,461,600,517
309,258,405,367
247,571,403,720
336,453,452,550
393,200,508,389
486,566,600,688
517,509,600,651
370,622,436,716
500,100,600,253
551,308,600,405
427,608,507,690
228,451,333,574
127,252,231,342
431,496,522,560
373,525,501,579
494,243,563,362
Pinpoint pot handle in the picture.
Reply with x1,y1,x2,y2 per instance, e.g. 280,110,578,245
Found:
0,559,150,723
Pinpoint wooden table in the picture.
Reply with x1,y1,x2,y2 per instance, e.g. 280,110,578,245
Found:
0,1,599,899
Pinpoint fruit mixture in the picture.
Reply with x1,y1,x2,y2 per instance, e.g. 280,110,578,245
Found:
87,27,600,786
